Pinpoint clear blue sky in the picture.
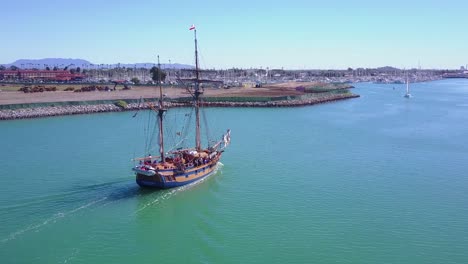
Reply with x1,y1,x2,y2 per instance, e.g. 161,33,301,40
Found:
1,0,467,69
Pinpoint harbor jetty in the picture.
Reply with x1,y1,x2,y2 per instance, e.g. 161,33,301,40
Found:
0,82,359,120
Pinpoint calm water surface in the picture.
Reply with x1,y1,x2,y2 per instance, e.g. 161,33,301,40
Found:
1,79,467,263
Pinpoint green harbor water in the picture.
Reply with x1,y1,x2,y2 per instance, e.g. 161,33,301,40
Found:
1,79,468,263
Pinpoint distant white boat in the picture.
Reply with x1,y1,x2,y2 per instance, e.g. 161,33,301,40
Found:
404,75,412,98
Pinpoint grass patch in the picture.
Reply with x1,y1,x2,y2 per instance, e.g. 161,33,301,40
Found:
114,100,128,109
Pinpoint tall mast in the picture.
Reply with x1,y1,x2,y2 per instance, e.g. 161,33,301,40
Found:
193,28,202,151
157,55,166,162
406,73,409,94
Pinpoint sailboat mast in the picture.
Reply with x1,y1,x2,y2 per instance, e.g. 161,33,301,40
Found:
406,74,409,94
157,55,166,162
193,29,202,151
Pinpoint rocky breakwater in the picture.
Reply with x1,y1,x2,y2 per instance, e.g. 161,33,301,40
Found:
0,93,359,120
0,104,123,120
200,93,359,107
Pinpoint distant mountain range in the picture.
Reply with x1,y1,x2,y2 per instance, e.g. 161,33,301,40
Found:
1,58,194,69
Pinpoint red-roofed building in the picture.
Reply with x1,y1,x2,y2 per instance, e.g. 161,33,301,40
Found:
0,70,85,81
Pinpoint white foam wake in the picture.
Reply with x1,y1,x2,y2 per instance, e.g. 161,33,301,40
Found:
1,197,107,244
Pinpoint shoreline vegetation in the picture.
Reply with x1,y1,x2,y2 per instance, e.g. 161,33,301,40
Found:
0,82,359,120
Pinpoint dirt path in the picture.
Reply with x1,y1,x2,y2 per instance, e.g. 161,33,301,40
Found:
0,85,304,105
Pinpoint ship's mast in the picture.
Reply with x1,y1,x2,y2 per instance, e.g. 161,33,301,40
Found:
193,28,202,151
157,55,166,162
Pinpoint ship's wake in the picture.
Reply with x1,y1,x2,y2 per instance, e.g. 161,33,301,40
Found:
1,163,224,244
1,196,107,244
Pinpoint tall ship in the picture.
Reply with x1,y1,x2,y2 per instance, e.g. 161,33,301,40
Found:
132,25,231,189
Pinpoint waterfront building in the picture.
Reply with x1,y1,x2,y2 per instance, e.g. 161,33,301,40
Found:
0,70,84,81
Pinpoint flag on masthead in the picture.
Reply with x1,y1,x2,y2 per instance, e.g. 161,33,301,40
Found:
189,24,196,30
